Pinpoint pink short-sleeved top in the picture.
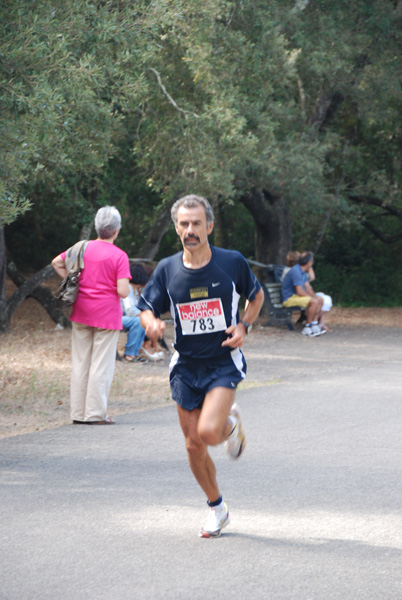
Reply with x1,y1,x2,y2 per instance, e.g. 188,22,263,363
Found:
61,240,131,330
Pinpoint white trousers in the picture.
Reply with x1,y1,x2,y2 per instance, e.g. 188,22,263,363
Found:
316,292,333,312
70,322,120,422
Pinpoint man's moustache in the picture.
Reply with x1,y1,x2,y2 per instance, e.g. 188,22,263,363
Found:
184,236,200,242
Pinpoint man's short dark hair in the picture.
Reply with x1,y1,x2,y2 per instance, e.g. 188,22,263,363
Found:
130,263,148,285
299,251,314,266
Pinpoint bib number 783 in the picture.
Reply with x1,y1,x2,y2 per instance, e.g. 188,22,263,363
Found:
191,316,214,333
177,298,227,335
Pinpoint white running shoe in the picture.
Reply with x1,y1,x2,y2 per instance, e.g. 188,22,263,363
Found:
301,325,314,336
225,403,246,459
199,502,230,538
311,324,326,336
139,348,164,361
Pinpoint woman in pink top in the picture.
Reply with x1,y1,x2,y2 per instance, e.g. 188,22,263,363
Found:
52,206,131,425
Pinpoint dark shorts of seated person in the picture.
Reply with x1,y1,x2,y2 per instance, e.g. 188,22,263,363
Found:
170,352,246,411
282,294,311,308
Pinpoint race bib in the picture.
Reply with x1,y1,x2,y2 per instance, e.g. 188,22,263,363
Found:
177,298,227,335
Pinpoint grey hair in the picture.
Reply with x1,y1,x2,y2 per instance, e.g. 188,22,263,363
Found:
299,251,314,266
171,194,214,225
94,206,122,239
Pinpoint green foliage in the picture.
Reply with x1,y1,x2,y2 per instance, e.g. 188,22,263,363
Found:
0,0,147,227
316,226,402,307
0,188,32,227
1,0,402,306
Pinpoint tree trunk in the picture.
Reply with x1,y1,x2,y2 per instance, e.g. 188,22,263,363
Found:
0,228,6,315
138,203,173,259
6,262,71,329
210,197,228,248
80,222,93,240
308,91,343,138
0,263,58,332
240,189,292,265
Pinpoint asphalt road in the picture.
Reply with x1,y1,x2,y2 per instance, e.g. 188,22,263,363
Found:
1,326,401,600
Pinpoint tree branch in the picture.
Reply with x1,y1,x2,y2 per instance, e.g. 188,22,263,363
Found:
361,220,402,244
297,75,306,118
290,0,309,14
147,68,200,119
0,263,62,331
138,202,173,259
349,194,402,219
308,91,343,136
6,262,70,329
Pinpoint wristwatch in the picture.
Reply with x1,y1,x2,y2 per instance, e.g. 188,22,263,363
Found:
239,319,252,334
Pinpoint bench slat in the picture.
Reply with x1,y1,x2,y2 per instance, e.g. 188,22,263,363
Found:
261,282,305,330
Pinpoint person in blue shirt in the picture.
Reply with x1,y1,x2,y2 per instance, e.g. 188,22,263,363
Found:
121,263,164,362
138,194,264,538
281,251,325,336
121,264,148,362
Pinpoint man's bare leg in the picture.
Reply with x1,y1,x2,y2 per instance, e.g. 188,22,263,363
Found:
306,296,323,324
198,387,236,446
176,387,235,502
177,405,221,503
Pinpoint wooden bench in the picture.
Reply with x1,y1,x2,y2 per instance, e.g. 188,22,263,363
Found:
261,282,305,331
246,259,305,330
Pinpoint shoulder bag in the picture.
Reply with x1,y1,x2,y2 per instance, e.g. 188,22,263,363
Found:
55,240,89,309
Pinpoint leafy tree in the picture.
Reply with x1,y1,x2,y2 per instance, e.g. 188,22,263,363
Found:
0,0,146,326
119,0,402,262
1,0,402,328
285,0,402,248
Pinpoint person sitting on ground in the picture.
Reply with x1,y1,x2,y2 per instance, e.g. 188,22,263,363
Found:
135,264,166,360
281,251,326,337
121,263,147,362
122,263,164,362
135,265,165,361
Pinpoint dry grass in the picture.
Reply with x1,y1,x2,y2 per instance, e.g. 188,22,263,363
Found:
327,305,402,328
1,275,402,439
0,276,172,438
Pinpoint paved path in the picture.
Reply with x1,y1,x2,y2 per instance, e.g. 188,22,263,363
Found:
1,326,402,599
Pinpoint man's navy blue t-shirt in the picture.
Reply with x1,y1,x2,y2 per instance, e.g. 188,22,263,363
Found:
137,246,261,360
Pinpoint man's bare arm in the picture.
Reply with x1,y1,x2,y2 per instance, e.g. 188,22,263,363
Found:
140,309,166,349
304,282,316,297
222,288,265,348
295,284,310,297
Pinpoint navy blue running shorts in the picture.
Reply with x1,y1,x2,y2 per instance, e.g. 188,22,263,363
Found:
169,350,247,411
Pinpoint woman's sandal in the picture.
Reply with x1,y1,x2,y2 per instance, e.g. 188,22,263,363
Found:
92,417,115,425
124,355,146,363
73,417,115,425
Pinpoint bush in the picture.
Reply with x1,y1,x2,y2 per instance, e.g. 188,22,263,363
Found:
316,226,402,306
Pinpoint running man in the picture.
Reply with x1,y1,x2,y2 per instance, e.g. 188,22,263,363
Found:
138,194,264,538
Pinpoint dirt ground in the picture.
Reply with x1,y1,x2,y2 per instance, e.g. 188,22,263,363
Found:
1,275,401,439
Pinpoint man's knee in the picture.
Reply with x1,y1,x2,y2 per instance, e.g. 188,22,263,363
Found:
197,423,222,447
309,296,322,309
185,434,207,458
